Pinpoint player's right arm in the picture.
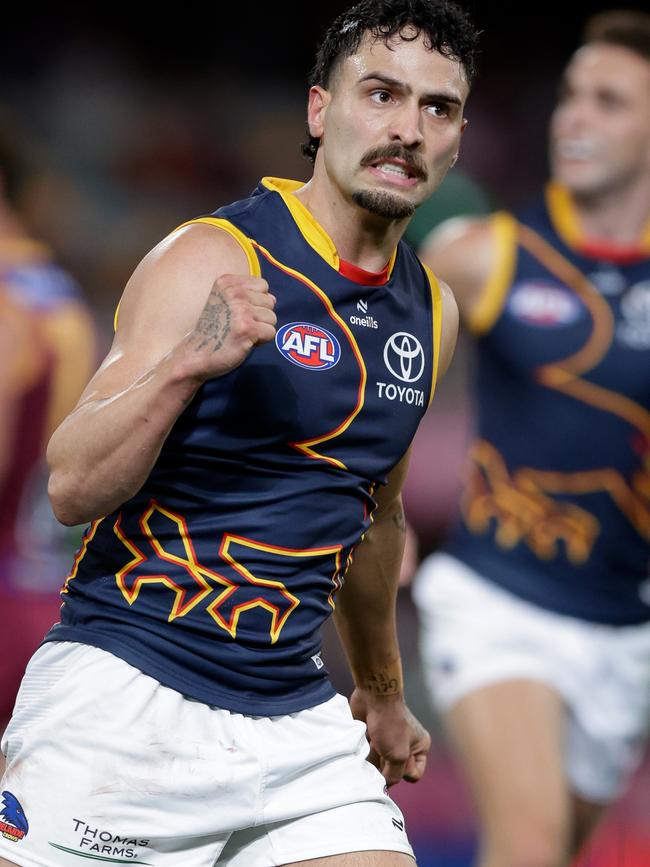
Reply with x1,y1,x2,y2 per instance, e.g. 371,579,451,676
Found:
47,224,276,527
418,217,497,328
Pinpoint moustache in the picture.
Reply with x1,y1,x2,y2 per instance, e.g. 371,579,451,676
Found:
360,145,428,181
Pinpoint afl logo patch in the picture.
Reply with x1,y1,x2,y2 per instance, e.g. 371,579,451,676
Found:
508,281,583,327
276,322,341,370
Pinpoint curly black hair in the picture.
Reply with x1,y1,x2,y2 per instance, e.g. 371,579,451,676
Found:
302,0,479,162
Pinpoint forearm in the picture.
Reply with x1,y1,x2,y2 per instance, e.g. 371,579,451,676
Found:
334,501,406,694
47,346,202,526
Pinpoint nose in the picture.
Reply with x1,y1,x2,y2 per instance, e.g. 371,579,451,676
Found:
388,101,424,148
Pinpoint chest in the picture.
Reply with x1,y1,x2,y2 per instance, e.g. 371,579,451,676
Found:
485,248,650,400
183,249,435,481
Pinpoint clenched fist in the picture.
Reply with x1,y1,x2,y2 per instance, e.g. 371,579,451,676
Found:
182,273,276,382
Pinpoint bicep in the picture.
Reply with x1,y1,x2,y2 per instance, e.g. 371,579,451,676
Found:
77,223,253,406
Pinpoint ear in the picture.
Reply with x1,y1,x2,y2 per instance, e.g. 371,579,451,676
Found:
307,86,331,139
460,117,469,136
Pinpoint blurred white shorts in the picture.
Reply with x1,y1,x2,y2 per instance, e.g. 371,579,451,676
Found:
413,552,650,804
0,641,414,866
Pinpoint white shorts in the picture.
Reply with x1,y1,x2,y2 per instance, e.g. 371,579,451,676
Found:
0,642,414,866
412,553,650,804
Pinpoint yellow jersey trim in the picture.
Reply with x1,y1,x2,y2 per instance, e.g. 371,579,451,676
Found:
422,264,442,408
261,177,340,269
545,181,584,250
261,177,399,278
113,217,261,332
467,211,518,336
547,180,650,254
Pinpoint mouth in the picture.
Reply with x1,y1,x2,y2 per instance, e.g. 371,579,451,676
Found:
366,158,422,188
360,146,428,190
555,139,597,161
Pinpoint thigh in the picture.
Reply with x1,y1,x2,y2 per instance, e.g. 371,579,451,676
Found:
414,554,555,711
217,695,416,866
0,642,252,867
283,853,415,865
221,799,415,866
446,678,572,853
564,619,650,805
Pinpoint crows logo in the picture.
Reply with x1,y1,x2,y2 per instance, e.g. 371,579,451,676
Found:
0,791,29,842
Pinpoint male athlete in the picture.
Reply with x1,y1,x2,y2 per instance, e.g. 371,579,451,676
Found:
413,10,650,867
0,1,478,864
0,115,95,764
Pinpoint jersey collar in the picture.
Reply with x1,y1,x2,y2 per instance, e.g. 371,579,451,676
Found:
261,177,397,282
545,181,650,263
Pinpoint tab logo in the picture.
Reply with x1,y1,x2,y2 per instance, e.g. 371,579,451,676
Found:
276,322,341,370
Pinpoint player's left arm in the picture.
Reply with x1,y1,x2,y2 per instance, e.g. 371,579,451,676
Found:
333,448,429,787
333,289,457,785
333,285,457,786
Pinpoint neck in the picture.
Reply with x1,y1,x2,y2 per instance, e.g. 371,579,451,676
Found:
293,174,408,273
571,175,650,245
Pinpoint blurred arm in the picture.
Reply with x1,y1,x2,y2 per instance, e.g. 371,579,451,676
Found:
419,217,499,330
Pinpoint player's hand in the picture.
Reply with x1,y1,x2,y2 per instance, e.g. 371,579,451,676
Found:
349,688,431,787
181,273,276,381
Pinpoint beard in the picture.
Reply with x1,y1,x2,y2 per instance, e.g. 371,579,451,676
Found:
352,188,416,219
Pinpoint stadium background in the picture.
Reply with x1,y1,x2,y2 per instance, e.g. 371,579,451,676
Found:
2,1,649,863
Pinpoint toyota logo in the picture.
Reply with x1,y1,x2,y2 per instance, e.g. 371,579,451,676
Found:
383,332,425,383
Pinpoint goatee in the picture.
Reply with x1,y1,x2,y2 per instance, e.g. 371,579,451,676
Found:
352,189,416,219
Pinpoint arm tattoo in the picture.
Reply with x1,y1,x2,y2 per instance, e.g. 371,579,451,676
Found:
195,286,232,352
391,509,406,533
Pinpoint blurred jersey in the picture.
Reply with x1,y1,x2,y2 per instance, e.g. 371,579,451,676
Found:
446,182,650,624
0,237,95,718
48,177,442,715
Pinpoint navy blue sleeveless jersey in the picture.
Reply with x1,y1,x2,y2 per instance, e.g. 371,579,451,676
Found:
47,178,441,713
447,182,650,624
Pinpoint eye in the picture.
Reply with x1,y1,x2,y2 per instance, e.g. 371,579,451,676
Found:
426,103,448,118
596,90,626,111
370,90,393,105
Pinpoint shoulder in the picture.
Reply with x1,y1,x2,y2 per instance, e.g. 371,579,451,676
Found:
418,214,519,333
114,220,255,341
419,216,500,280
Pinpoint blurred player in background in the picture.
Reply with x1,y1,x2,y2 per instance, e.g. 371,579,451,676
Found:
0,112,96,766
413,10,650,867
0,1,478,864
